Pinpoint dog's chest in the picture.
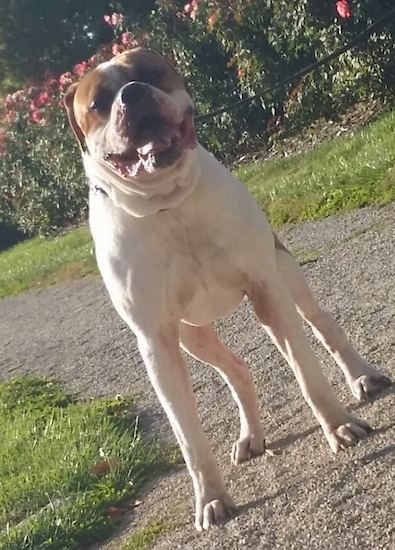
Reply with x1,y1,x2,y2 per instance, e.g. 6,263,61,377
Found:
163,225,247,324
91,201,254,325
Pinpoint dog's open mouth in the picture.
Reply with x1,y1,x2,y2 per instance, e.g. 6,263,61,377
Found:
105,111,197,178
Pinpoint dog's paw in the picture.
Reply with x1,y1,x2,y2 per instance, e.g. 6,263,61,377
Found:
231,434,266,465
350,373,391,402
322,413,372,453
195,494,236,531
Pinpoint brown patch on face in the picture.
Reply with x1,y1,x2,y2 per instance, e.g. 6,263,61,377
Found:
72,70,119,137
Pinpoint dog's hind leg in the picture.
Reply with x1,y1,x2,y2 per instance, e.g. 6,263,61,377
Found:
179,323,265,465
274,235,391,401
248,246,371,453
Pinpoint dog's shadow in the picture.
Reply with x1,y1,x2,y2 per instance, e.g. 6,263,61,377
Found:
267,381,394,452
264,425,318,454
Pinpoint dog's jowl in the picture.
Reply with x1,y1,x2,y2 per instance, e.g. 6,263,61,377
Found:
64,48,391,531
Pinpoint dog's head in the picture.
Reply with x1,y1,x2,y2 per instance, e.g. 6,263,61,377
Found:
64,48,197,179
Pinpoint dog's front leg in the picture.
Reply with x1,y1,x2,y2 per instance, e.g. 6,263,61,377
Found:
179,323,265,465
249,274,372,453
137,324,236,530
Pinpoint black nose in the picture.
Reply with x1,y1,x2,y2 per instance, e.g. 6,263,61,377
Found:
120,82,147,105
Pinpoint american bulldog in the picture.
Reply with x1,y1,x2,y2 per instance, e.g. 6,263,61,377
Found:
64,48,391,530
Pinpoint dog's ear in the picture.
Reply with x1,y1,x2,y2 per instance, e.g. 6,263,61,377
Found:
64,83,87,153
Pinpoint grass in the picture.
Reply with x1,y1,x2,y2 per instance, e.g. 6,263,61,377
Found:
1,109,395,298
0,376,171,550
235,108,395,226
0,227,97,298
120,520,172,550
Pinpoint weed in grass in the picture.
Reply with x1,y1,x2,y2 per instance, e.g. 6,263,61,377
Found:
0,377,170,550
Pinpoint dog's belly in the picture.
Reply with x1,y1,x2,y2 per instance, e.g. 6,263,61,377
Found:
180,284,245,326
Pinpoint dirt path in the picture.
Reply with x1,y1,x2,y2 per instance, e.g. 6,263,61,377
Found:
1,204,394,549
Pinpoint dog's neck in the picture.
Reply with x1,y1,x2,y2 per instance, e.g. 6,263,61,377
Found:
83,148,201,217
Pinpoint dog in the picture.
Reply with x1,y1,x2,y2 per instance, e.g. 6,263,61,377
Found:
64,48,391,530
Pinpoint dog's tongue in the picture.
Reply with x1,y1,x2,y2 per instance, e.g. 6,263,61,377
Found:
137,123,181,156
135,115,198,157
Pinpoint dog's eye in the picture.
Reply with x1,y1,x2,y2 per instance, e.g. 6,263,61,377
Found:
90,89,113,114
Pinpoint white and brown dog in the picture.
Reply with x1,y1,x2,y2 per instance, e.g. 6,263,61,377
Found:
64,48,391,530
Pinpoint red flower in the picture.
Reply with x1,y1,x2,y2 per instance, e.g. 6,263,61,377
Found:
336,0,351,19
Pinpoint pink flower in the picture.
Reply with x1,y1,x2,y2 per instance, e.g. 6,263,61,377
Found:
46,78,59,90
5,111,16,123
11,90,25,103
112,43,121,56
103,12,125,29
59,72,73,90
121,31,136,46
74,61,87,76
89,54,98,65
36,91,49,105
31,110,43,123
336,0,351,18
111,12,123,26
184,0,199,19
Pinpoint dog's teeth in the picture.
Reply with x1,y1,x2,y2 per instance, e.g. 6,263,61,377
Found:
137,142,155,155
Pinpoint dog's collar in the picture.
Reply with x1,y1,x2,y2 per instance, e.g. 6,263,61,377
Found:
91,183,108,196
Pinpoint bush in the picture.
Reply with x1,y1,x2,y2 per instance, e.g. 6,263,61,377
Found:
0,0,394,236
0,85,87,235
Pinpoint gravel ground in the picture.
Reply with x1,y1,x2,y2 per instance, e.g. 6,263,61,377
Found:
1,203,394,549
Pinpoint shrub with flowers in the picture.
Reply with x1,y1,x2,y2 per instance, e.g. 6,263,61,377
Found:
0,21,148,237
0,0,394,238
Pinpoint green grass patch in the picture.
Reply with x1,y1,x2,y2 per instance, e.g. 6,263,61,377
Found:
0,376,169,550
120,519,172,550
0,227,97,298
1,109,395,298
235,109,395,226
